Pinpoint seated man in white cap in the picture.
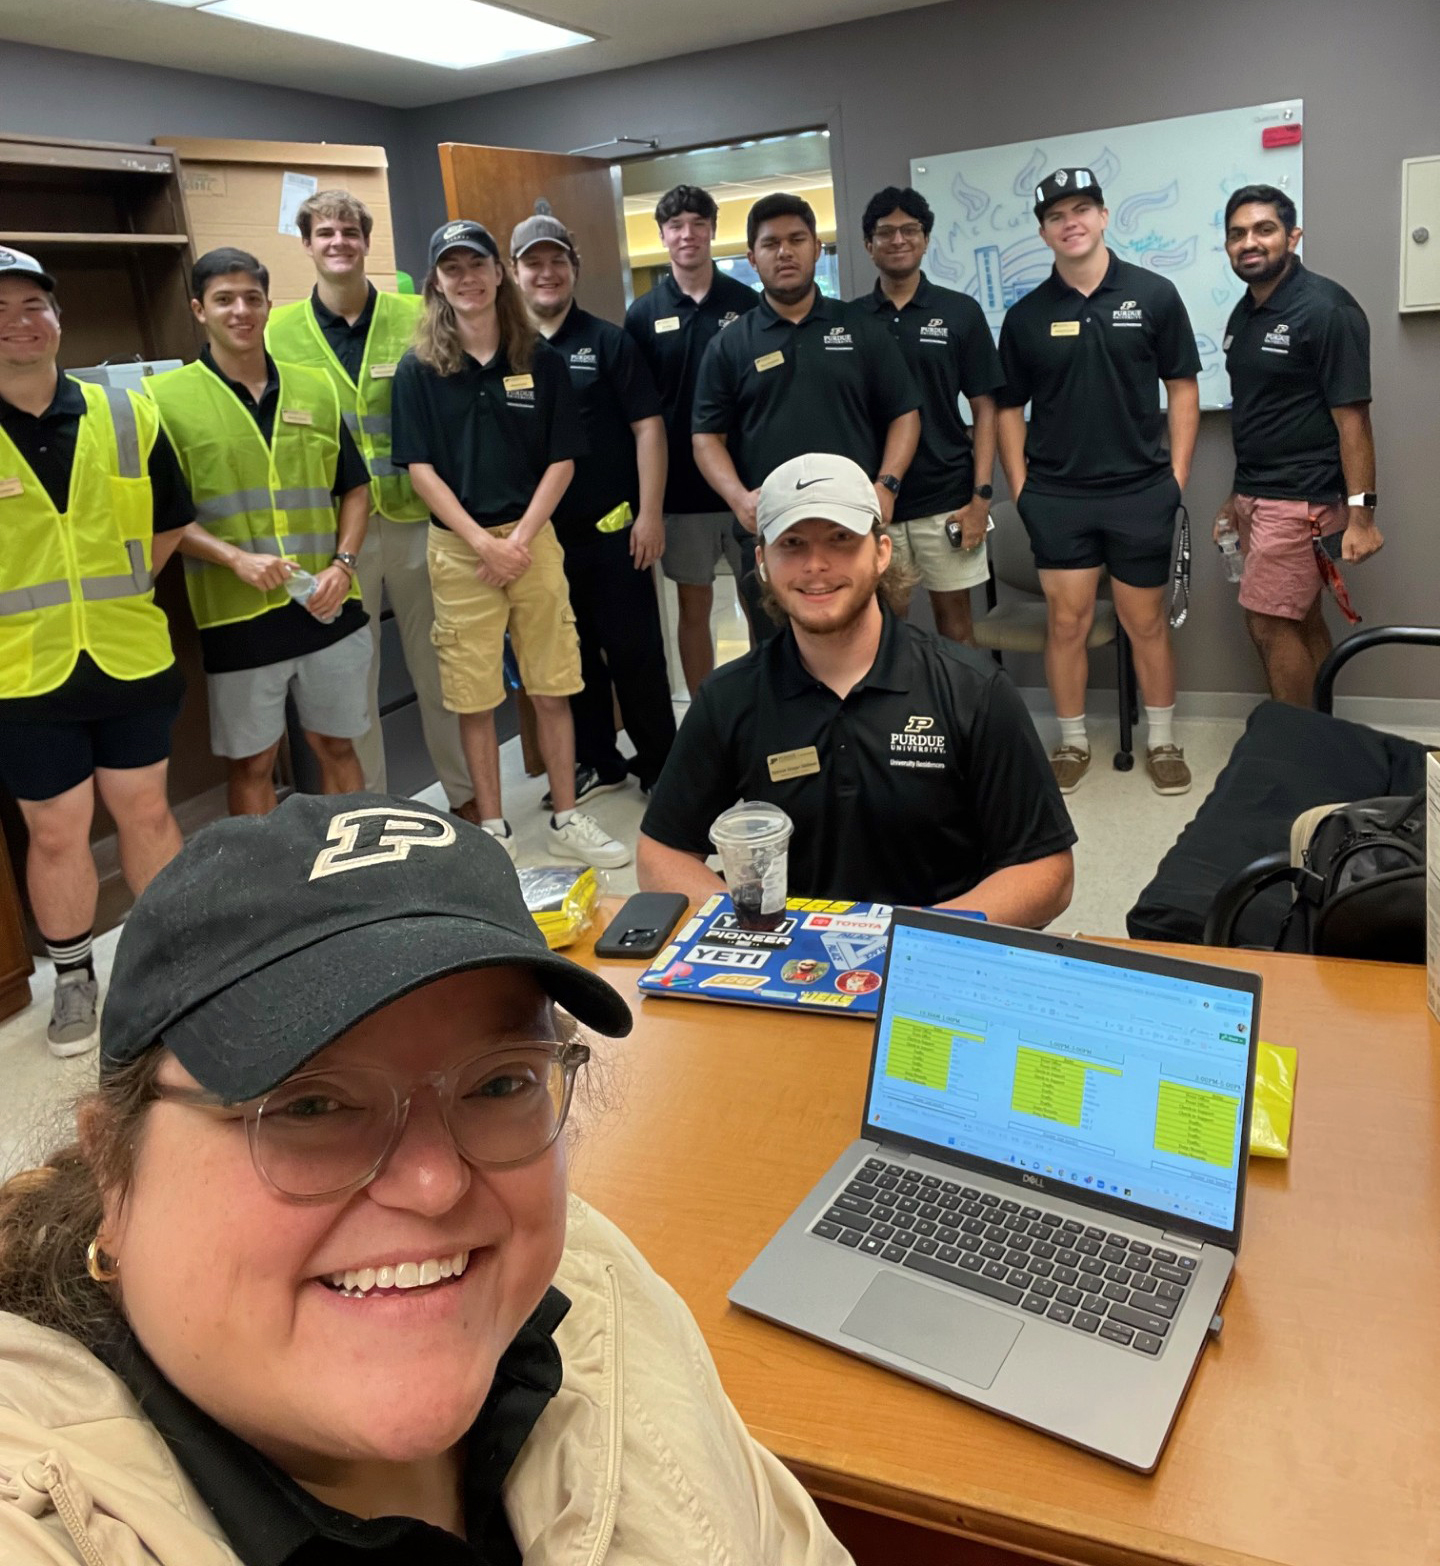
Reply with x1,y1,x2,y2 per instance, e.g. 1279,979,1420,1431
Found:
636,453,1076,922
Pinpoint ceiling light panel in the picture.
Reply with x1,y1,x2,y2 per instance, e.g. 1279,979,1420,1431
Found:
194,0,591,69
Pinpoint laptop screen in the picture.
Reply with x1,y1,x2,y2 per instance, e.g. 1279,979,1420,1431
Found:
864,919,1258,1236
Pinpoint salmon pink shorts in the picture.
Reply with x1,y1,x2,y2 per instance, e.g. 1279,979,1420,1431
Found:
1232,495,1347,620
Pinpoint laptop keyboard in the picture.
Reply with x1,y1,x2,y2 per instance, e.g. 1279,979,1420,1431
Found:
812,1158,1197,1358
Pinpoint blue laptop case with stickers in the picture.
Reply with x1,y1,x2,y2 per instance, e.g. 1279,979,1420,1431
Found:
636,893,987,1017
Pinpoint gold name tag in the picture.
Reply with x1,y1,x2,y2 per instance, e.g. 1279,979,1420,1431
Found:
754,351,785,373
0,477,24,499
280,408,314,425
503,374,535,392
369,362,397,379
1050,321,1081,337
654,316,681,334
768,745,821,782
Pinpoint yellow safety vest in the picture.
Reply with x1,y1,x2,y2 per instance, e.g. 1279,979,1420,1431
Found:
145,359,359,631
0,379,174,699
266,290,426,522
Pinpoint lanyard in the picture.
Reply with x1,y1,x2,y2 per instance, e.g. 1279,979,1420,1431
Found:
1311,511,1361,624
1169,502,1191,629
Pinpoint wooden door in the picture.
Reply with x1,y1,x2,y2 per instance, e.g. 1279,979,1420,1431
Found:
436,144,628,322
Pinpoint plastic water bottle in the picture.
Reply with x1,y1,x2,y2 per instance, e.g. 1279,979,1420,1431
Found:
284,567,340,624
1216,524,1245,584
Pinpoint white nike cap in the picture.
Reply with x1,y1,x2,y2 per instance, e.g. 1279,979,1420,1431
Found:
756,452,881,547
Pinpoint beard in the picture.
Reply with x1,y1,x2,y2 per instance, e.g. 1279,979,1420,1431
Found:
779,575,881,637
763,275,814,305
1232,250,1290,285
527,295,570,321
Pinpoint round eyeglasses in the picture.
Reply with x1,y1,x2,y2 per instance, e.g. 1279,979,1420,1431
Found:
153,1040,590,1202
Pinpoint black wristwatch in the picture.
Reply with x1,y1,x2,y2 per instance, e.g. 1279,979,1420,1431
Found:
1345,492,1377,509
974,484,994,501
877,473,902,497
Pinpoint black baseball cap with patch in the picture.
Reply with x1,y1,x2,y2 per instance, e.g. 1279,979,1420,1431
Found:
100,792,632,1101
427,219,500,271
1034,168,1104,220
0,245,56,291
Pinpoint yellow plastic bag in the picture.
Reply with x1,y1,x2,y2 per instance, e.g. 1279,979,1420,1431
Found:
518,867,598,949
1249,1041,1297,1158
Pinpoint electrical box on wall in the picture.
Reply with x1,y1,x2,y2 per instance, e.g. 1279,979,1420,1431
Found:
1400,156,1440,312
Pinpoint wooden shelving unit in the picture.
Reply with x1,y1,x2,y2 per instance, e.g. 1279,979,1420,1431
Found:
0,134,220,1006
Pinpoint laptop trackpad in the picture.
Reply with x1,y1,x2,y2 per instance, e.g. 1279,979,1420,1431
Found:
842,1272,1022,1390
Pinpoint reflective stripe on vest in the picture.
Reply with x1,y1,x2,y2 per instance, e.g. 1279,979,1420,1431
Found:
145,360,358,630
0,379,173,698
265,292,427,522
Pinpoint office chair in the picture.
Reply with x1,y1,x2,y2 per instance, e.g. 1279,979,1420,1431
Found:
972,501,1137,769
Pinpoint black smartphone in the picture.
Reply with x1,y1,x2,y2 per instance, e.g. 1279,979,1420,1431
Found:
594,892,690,959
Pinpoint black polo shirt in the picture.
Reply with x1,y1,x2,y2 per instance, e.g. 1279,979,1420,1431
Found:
1223,259,1370,501
309,283,378,382
391,340,583,530
195,348,370,676
0,373,193,722
91,1288,570,1566
997,252,1200,497
641,607,1075,906
853,272,1005,521
691,291,919,491
624,269,760,513
545,303,663,545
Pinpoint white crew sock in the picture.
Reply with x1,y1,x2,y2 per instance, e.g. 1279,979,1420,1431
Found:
1145,705,1176,750
1058,714,1089,754
552,809,575,828
481,817,509,837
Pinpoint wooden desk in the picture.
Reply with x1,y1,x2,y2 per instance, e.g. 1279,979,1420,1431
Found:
565,916,1440,1566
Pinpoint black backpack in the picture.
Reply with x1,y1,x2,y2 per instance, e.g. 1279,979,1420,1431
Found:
1275,791,1427,962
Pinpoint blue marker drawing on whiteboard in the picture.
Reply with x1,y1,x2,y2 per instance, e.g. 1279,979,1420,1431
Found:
1012,148,1045,198
1113,182,1180,234
950,168,990,221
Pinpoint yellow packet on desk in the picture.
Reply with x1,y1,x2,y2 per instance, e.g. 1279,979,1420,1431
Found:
596,501,633,534
1249,1041,1297,1158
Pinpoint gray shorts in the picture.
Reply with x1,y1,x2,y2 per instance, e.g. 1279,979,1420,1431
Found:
661,511,746,587
206,628,372,758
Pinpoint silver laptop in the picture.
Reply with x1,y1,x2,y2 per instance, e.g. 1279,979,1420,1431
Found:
729,909,1261,1472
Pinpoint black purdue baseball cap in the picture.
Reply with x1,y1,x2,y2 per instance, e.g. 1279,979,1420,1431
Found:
1034,168,1104,220
100,792,632,1100
427,219,500,270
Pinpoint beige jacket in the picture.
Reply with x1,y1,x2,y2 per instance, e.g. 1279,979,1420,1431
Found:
0,1197,852,1565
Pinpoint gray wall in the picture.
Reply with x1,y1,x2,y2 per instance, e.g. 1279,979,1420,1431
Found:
0,43,426,265
398,0,1440,702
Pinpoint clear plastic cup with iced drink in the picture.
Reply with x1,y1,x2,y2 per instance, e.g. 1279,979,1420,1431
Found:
709,802,794,930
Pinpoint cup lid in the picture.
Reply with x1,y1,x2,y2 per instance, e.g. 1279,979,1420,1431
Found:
708,800,793,847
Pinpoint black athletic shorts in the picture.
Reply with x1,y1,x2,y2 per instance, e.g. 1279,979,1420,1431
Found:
0,659,183,802
1016,472,1181,588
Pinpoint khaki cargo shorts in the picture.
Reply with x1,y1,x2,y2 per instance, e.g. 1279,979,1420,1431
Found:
426,520,582,714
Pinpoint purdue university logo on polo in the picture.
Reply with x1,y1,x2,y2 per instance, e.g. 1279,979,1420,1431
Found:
310,807,457,881
889,715,947,770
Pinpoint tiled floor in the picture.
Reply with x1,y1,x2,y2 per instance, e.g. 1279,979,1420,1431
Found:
2,574,1434,1179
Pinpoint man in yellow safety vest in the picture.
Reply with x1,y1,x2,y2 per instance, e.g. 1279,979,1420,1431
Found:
148,247,373,817
267,191,474,821
0,246,187,1056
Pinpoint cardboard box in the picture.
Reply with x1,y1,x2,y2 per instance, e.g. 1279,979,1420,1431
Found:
1428,750,1439,1021
157,138,401,306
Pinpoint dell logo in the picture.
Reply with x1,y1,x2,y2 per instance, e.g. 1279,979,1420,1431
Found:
1021,1172,1044,1188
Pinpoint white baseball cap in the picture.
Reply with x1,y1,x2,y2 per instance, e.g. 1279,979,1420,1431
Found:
0,245,55,291
756,453,881,547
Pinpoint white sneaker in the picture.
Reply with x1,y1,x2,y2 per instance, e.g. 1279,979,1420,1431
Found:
547,810,631,869
482,821,518,862
47,971,99,1058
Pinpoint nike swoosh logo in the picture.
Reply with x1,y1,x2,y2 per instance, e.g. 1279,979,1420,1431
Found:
794,478,827,490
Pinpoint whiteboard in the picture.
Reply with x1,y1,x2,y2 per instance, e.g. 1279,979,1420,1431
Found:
910,99,1304,410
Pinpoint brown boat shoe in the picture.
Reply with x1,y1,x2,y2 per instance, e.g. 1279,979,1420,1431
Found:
1146,744,1192,796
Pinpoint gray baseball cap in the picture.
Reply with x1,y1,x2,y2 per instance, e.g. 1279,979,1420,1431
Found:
0,245,55,291
756,453,881,547
510,213,578,259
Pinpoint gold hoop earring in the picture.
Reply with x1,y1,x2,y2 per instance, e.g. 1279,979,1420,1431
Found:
86,1238,119,1284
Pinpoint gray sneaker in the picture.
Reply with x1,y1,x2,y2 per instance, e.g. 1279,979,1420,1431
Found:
47,971,99,1057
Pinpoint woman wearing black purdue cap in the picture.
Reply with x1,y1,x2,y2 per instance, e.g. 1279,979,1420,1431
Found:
0,791,851,1564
